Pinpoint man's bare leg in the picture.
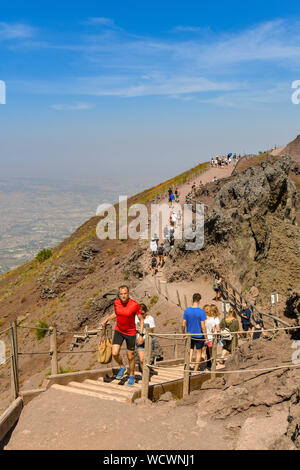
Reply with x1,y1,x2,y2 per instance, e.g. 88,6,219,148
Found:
194,350,202,371
127,350,135,376
112,344,125,369
190,348,194,369
138,350,144,371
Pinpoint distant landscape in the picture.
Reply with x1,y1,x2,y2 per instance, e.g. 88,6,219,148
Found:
0,177,150,274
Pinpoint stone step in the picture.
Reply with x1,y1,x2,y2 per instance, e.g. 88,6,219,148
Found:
98,377,142,390
51,383,127,403
84,379,138,395
69,381,132,400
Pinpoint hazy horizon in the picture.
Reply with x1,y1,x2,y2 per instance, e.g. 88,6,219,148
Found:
1,1,300,184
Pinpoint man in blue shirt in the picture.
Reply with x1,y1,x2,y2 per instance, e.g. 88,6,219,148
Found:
182,293,207,372
240,303,252,338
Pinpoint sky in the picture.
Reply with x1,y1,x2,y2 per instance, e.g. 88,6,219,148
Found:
1,0,300,186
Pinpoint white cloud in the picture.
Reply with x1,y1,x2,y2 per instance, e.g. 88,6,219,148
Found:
84,17,115,27
171,25,207,33
0,22,34,40
50,102,93,110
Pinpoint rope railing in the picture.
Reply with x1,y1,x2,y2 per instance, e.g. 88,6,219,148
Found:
220,277,291,328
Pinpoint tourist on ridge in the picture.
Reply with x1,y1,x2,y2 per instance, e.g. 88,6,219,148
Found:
101,285,144,386
219,307,239,365
175,188,180,203
182,293,208,372
170,192,175,205
135,303,155,371
168,188,173,203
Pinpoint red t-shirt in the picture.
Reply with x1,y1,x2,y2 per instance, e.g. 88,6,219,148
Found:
114,298,142,336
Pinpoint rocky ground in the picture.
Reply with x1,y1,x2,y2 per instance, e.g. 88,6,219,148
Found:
4,332,300,450
1,153,300,449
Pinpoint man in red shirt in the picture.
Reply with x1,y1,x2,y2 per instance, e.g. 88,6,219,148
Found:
101,285,144,386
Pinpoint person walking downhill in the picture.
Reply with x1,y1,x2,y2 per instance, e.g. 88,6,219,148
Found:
157,242,165,267
213,274,223,301
182,293,208,372
240,303,252,338
101,285,144,386
175,188,180,203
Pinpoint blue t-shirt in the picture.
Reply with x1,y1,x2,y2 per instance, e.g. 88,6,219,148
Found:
241,308,251,325
183,307,207,338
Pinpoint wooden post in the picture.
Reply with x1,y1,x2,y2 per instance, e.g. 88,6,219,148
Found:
224,282,228,300
173,330,178,359
141,332,152,401
12,320,19,372
183,334,191,397
184,295,188,309
9,324,19,399
158,280,161,295
211,334,218,379
49,325,58,375
239,294,243,310
176,290,182,308
231,333,236,354
232,288,237,310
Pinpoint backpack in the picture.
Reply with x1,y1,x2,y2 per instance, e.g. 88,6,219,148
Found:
220,327,233,340
158,246,164,255
98,326,112,364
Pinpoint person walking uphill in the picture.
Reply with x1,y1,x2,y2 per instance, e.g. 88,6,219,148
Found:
101,285,144,386
182,293,208,372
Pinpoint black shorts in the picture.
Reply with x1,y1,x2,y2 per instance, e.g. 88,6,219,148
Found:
190,337,205,350
113,330,136,351
242,323,251,331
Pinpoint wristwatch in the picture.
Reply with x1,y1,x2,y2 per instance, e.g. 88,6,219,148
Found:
139,332,145,336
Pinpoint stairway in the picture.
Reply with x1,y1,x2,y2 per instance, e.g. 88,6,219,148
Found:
50,365,185,403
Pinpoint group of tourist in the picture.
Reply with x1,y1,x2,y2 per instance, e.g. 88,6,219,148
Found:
210,153,241,168
100,277,268,386
168,187,180,204
149,205,182,275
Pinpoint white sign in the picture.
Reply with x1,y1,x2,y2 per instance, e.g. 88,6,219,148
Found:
292,341,300,365
271,294,276,304
0,340,6,365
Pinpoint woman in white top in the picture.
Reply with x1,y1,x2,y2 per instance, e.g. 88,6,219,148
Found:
204,304,220,365
135,304,155,371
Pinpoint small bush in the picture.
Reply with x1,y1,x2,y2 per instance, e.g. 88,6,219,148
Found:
88,266,95,274
36,249,52,263
156,311,161,316
20,296,26,303
59,366,74,374
149,295,158,307
106,249,115,255
35,320,49,340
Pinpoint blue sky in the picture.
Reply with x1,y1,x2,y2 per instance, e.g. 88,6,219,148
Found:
1,1,300,185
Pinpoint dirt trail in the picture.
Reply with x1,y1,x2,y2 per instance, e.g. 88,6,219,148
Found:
4,161,235,451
